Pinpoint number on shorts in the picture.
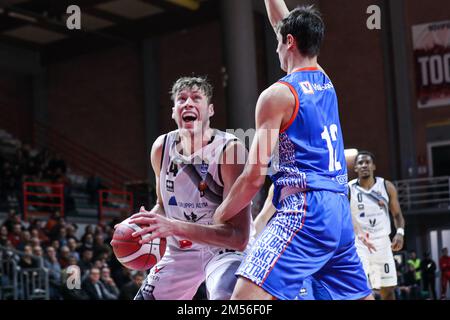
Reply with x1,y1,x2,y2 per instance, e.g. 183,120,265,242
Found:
384,263,390,274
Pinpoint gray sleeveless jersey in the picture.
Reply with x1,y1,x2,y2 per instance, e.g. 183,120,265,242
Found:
160,129,239,251
349,177,391,239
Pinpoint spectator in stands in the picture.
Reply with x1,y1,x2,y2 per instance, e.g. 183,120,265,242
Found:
79,233,94,252
66,223,78,242
440,247,450,299
119,271,145,300
407,250,422,286
93,233,109,259
44,246,62,300
81,267,117,300
7,223,22,248
30,226,50,246
100,267,119,299
51,239,60,252
32,245,44,265
67,238,80,261
397,262,421,300
1,209,19,233
45,211,61,235
58,245,72,269
19,245,39,270
53,227,68,248
421,251,437,299
0,225,8,245
16,230,31,251
78,248,94,277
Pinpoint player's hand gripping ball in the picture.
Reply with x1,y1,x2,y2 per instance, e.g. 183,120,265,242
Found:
111,218,166,271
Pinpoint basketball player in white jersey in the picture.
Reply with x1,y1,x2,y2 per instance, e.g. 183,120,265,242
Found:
128,76,252,300
349,151,405,300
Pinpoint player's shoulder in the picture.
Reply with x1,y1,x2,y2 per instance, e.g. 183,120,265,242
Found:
256,83,295,114
348,178,358,186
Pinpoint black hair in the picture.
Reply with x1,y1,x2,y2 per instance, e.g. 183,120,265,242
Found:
355,150,376,165
277,5,325,58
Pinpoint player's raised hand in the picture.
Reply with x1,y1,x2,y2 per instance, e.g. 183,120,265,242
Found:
391,234,404,252
358,233,377,254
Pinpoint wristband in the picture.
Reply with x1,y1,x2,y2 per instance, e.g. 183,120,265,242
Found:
396,228,405,236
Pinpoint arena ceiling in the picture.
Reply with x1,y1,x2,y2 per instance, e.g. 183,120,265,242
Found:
0,0,216,62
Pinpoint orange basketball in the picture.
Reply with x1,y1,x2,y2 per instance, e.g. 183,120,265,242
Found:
110,218,166,271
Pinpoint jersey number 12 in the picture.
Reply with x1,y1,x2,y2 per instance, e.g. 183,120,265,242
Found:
321,124,342,172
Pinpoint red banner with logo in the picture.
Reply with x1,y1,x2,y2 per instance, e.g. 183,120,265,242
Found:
412,20,450,108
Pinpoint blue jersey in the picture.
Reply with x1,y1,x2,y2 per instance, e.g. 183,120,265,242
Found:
270,67,348,207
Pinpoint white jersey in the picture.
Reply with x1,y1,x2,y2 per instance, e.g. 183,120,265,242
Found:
349,177,391,240
160,129,239,251
135,129,255,300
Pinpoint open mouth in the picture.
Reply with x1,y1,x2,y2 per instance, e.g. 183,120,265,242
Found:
182,113,198,123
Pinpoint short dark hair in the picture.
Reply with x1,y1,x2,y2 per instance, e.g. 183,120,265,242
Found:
355,151,376,165
277,5,324,58
170,76,213,104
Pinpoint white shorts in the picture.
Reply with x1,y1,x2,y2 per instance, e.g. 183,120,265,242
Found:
356,236,397,289
134,246,243,300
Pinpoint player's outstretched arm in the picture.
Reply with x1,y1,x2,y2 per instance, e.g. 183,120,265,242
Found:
254,184,276,235
130,141,251,251
214,83,292,223
386,180,405,252
264,0,289,32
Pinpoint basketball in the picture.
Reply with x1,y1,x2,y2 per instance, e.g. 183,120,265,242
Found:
110,218,166,271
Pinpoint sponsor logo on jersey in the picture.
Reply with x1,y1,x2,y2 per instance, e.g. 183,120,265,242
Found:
369,219,377,227
166,180,174,192
299,287,308,296
183,212,207,223
336,174,348,185
299,81,314,95
312,82,334,91
154,265,165,274
168,196,177,206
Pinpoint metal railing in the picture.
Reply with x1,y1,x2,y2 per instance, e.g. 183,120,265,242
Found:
0,246,49,300
394,176,450,213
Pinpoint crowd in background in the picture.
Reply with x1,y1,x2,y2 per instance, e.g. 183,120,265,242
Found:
1,210,146,300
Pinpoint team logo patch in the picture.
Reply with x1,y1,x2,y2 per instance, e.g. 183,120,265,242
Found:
299,81,314,95
359,212,365,218
168,196,177,206
183,211,206,223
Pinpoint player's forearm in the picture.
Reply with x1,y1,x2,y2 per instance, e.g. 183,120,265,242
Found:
172,219,249,251
264,0,290,29
216,171,265,223
393,213,405,229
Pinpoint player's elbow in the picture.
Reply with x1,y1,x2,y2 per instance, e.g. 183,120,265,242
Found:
229,229,249,252
234,234,249,252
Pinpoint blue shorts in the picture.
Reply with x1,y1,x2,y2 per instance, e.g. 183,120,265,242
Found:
236,190,372,300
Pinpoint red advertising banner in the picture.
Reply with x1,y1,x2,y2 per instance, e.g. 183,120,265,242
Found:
412,20,450,109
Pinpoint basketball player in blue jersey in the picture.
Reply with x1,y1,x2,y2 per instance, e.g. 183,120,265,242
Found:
213,0,373,300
